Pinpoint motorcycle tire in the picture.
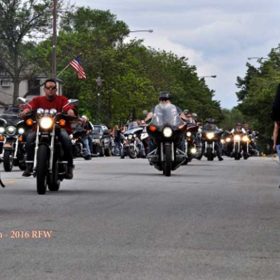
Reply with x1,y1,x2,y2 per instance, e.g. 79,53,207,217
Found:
36,145,49,195
18,160,26,171
163,144,172,176
3,150,13,172
120,147,125,159
243,153,249,160
128,147,137,159
104,148,112,157
47,161,60,192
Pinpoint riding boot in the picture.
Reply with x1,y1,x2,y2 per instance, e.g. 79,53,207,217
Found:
22,163,33,177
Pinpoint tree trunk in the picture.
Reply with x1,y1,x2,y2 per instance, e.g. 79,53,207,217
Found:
13,78,20,106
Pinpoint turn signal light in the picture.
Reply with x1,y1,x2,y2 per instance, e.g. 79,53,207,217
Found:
59,119,66,127
26,118,33,126
0,135,4,141
149,125,157,132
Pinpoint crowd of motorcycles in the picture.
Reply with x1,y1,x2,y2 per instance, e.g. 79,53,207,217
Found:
0,101,260,194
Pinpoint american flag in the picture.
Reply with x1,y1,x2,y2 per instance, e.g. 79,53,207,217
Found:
69,56,86,80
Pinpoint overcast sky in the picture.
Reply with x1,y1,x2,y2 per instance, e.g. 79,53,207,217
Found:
70,0,280,109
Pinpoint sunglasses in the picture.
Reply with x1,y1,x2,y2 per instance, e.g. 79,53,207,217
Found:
45,86,56,90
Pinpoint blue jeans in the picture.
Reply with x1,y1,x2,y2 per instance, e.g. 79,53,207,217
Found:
81,135,91,157
276,144,280,160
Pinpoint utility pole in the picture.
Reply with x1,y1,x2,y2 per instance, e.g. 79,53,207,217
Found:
51,0,57,79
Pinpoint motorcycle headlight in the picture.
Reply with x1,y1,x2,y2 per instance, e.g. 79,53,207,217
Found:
234,135,241,141
226,137,231,143
190,147,197,154
18,127,25,135
206,132,214,140
39,117,54,129
221,139,225,144
163,127,173,138
186,131,192,137
0,126,5,134
6,126,16,136
128,134,133,140
242,135,249,142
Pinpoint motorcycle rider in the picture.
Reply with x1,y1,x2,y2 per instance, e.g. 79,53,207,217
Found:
79,115,93,160
184,110,196,125
202,118,224,161
145,91,187,152
19,78,76,178
230,122,246,134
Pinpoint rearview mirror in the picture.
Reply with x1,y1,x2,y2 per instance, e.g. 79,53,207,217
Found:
16,97,27,104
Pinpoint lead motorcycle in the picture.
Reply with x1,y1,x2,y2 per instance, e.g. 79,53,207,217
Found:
18,97,78,195
146,104,187,176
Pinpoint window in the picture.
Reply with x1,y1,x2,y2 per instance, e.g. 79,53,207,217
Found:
1,79,11,88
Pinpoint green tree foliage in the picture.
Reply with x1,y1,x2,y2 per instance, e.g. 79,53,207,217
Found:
219,108,245,130
0,0,57,104
29,6,222,126
235,46,280,151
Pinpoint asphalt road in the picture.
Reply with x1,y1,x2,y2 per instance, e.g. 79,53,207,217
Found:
0,156,280,280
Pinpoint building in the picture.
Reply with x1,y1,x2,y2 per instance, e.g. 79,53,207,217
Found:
0,72,63,113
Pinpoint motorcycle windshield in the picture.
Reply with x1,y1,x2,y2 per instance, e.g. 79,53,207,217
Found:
151,103,183,128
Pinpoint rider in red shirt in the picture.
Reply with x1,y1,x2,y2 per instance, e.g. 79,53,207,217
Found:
20,78,76,178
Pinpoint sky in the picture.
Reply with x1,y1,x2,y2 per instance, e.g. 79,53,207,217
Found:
70,0,280,109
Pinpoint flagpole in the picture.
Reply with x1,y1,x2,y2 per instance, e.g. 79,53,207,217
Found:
56,64,70,78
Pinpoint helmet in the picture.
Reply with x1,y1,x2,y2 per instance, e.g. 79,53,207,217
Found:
81,115,88,121
159,91,171,101
206,118,215,123
183,109,189,114
192,113,198,118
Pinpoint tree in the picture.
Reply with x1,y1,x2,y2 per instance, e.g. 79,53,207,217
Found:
235,46,280,151
33,6,222,126
0,0,58,105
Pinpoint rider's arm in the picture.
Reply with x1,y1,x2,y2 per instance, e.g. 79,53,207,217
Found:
144,112,153,122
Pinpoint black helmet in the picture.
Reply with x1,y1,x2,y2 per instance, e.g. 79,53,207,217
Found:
159,91,171,101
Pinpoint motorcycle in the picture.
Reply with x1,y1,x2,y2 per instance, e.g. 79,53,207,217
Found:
201,128,222,161
146,103,187,176
185,123,199,163
0,118,7,158
70,126,84,158
221,130,233,157
2,119,27,172
120,127,144,159
18,97,78,195
231,132,250,160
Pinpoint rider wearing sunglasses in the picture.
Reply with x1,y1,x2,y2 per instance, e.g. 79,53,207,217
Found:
19,78,77,179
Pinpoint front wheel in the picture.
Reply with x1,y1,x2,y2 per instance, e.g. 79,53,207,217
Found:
3,150,13,172
163,143,172,176
36,145,49,195
128,146,137,159
47,161,60,192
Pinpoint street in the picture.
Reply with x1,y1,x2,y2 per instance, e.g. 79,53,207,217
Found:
0,156,280,280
